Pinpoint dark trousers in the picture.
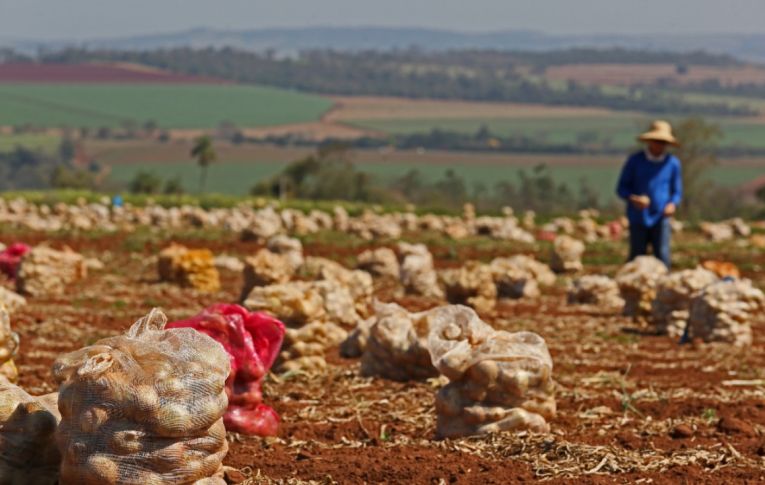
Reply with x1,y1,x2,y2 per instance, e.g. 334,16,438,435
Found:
628,217,671,269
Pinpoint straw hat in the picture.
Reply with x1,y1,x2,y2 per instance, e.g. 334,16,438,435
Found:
638,120,679,146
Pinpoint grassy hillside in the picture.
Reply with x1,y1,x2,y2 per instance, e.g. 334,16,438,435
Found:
0,84,332,129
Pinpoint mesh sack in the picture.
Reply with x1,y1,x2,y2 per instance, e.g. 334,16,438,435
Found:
0,379,60,485
265,235,304,270
0,304,19,383
167,304,285,436
359,302,438,381
567,275,624,307
687,279,765,346
239,250,294,301
158,244,220,293
356,248,400,280
615,255,668,318
427,305,555,438
0,243,30,280
0,287,27,315
439,262,497,313
651,268,717,336
550,235,585,273
397,243,444,299
53,309,230,485
16,246,87,297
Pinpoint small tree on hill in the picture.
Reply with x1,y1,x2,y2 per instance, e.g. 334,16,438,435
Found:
191,135,217,193
672,117,722,219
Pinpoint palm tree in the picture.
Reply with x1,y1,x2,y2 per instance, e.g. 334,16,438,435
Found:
190,135,217,193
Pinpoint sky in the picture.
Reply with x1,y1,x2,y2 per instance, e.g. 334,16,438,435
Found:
0,0,763,40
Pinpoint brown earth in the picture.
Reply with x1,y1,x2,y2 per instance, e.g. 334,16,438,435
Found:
2,227,765,483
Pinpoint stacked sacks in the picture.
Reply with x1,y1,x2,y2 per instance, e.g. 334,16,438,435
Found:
687,279,765,346
243,281,358,371
440,262,497,313
567,275,624,308
357,302,439,381
489,255,555,299
53,309,230,484
0,304,20,382
0,286,26,314
398,242,444,299
550,235,585,273
0,243,30,280
356,248,400,280
427,305,556,438
302,256,374,313
240,249,294,301
157,243,220,293
651,268,718,337
615,256,668,318
16,246,87,297
0,379,60,485
167,304,285,436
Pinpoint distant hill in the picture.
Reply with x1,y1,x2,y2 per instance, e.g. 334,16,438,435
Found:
4,27,765,62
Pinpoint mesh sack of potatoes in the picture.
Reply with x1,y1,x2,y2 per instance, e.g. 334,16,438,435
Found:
0,287,26,315
651,268,718,337
687,279,765,346
53,309,230,485
397,243,444,299
0,304,19,382
280,321,348,372
550,235,585,273
488,257,543,299
439,262,497,314
239,249,294,301
243,281,327,327
356,247,400,280
427,305,556,438
567,275,624,308
615,255,668,318
167,304,285,436
358,302,439,381
700,222,734,242
492,255,556,288
0,379,60,485
301,256,374,310
157,244,221,293
265,235,304,270
16,246,87,297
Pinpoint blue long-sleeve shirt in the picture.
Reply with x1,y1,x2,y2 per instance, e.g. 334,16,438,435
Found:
616,151,682,227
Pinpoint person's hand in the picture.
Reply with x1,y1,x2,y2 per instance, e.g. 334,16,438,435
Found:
663,202,676,216
629,194,650,210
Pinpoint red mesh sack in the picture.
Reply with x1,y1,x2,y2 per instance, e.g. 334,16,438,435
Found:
0,243,30,280
167,304,285,436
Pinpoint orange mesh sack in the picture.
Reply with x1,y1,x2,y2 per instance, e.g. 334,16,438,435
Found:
52,309,230,485
0,379,60,485
427,305,555,438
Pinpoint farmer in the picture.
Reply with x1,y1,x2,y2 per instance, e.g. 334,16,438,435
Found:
616,120,682,268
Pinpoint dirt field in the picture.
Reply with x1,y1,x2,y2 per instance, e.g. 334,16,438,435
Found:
4,226,765,484
543,63,765,87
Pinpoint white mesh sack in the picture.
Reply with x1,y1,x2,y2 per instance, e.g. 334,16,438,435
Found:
615,255,668,318
397,243,444,299
687,279,765,346
550,235,585,273
651,268,718,336
0,379,60,485
0,304,19,382
16,246,87,297
567,275,624,308
359,302,439,381
356,248,400,280
239,249,295,301
427,305,555,438
53,309,230,485
439,262,497,313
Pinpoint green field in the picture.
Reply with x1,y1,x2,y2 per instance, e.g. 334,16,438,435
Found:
351,116,765,150
108,159,764,201
0,84,332,129
0,133,59,153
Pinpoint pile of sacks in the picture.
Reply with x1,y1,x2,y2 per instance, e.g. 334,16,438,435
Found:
167,304,285,436
53,309,230,484
17,246,88,297
550,235,584,273
489,255,555,299
615,256,668,318
343,301,439,381
356,247,400,281
0,286,26,314
567,275,624,308
240,235,305,299
700,218,751,242
651,268,718,336
687,279,765,346
440,261,497,313
158,243,220,293
427,305,556,438
0,304,19,382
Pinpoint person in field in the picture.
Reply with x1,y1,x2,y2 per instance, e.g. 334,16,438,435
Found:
616,120,682,268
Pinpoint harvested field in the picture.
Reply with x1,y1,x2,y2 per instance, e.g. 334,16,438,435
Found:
543,63,765,87
2,218,765,484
